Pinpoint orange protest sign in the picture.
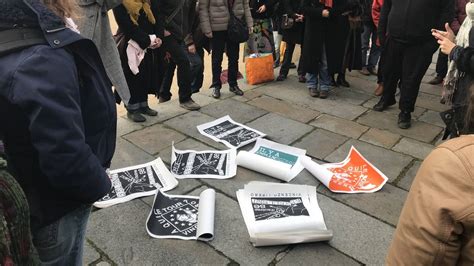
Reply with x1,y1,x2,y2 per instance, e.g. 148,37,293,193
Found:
324,147,388,193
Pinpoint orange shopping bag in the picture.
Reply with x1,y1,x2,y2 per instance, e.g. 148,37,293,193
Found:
245,53,274,85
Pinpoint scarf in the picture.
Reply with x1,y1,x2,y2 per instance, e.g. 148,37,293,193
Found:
122,0,156,26
320,0,333,8
444,1,474,105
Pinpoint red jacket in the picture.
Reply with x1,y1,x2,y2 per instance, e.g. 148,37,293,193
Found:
372,0,383,27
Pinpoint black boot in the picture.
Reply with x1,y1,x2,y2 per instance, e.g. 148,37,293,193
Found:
337,74,350,87
229,85,244,96
127,110,146,122
373,97,396,112
211,86,221,99
140,106,158,116
398,111,412,129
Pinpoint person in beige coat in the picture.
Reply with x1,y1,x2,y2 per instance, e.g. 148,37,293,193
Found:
76,0,131,105
386,88,474,264
199,0,253,98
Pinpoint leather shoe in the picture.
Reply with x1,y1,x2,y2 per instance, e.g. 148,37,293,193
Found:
140,106,158,116
180,99,201,111
337,75,350,87
211,87,221,99
398,111,411,129
276,75,286,81
289,63,297,69
319,90,329,99
309,88,319,97
230,85,244,96
373,97,396,112
359,67,370,76
428,76,444,85
127,111,146,122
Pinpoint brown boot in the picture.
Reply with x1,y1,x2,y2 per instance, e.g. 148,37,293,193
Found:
374,83,384,96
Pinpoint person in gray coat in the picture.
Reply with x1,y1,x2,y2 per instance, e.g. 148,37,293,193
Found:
76,0,131,105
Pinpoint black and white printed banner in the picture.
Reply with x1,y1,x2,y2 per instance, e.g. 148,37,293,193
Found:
146,189,215,241
171,145,237,179
236,182,333,246
237,139,306,182
197,115,266,149
94,158,178,208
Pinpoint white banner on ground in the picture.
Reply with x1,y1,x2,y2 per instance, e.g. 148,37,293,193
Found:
302,146,388,193
236,139,306,182
94,158,178,208
170,145,237,179
197,115,266,148
236,181,332,247
146,189,215,241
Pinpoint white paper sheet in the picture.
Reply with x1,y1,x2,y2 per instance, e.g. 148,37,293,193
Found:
171,145,237,179
302,146,388,193
236,181,332,247
236,139,306,182
94,158,178,208
197,115,266,148
146,189,216,241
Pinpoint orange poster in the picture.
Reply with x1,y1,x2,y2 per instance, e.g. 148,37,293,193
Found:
302,146,388,193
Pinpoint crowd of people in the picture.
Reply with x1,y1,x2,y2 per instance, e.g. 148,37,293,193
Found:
0,0,474,264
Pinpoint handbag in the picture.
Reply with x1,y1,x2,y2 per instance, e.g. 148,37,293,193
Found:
227,0,249,43
281,14,294,30
245,53,275,85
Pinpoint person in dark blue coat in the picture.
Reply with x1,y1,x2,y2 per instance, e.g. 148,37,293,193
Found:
0,0,116,264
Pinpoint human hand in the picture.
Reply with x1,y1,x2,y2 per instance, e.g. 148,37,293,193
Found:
164,30,171,37
257,5,266,13
431,23,455,42
295,14,304,22
205,32,213,38
436,34,456,55
322,9,330,18
188,44,196,54
150,37,162,49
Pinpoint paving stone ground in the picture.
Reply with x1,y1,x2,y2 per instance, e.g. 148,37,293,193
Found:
85,52,447,265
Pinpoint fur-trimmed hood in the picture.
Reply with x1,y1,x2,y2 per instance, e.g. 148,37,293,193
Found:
0,0,85,50
0,0,65,32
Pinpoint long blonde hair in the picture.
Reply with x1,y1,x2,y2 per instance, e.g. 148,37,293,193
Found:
42,0,78,18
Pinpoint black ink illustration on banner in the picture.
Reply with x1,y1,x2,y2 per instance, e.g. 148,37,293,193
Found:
98,166,162,202
203,120,261,147
251,197,309,221
172,152,227,176
147,192,200,238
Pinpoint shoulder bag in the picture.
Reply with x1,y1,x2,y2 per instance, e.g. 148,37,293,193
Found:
227,0,249,43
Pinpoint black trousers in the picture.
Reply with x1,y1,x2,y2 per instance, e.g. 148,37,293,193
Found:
160,45,204,101
435,50,448,78
279,41,304,77
211,31,240,87
377,46,385,84
160,36,193,102
382,38,438,112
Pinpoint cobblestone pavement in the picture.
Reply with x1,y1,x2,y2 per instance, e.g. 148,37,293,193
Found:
84,53,445,265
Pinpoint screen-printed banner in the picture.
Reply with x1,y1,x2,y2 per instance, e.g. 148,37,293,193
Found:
302,146,388,193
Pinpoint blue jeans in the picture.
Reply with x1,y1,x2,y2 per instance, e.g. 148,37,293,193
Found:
306,45,331,92
361,21,381,69
32,205,92,265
